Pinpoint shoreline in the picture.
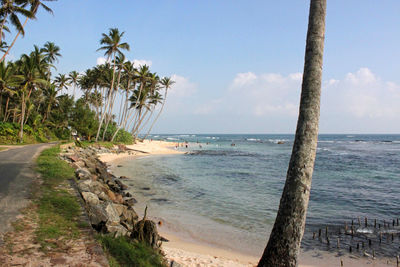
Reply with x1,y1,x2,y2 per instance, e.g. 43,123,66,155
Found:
98,140,392,267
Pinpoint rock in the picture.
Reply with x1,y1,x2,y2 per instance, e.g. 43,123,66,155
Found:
98,191,110,201
115,193,124,204
68,155,80,162
75,161,86,168
104,202,120,225
123,192,132,197
277,141,285,144
121,208,138,225
112,203,127,217
106,190,117,202
123,197,137,206
120,176,128,179
75,168,92,180
115,179,128,190
81,192,100,206
88,204,108,230
106,224,128,237
77,180,91,192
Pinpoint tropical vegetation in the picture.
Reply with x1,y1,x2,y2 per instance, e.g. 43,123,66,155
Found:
0,22,174,144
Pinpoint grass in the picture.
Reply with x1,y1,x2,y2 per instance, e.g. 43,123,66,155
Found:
35,146,81,250
97,235,166,267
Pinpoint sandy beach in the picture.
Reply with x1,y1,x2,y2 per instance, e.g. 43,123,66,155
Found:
99,140,393,267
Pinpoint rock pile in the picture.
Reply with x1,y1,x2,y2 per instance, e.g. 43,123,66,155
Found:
60,144,162,250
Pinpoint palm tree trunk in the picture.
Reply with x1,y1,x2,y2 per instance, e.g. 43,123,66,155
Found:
19,90,26,143
257,1,326,266
0,14,9,44
102,67,122,141
144,90,168,140
3,96,10,122
96,54,117,141
0,91,3,119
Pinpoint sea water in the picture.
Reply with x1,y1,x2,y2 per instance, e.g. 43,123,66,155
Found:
111,134,400,257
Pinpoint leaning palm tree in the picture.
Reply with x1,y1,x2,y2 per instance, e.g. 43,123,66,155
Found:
95,27,130,141
68,70,79,99
257,1,327,266
0,0,55,63
0,0,34,43
143,76,175,140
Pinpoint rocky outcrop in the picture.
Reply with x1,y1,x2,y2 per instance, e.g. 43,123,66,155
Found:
60,144,161,247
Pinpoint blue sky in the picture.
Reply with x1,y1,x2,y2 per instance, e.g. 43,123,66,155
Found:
6,0,400,133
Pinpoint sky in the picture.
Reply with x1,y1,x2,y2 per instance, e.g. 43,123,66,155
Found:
6,0,400,134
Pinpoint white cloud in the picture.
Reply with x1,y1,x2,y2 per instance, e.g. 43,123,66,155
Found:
323,68,400,119
96,57,107,65
132,59,152,68
169,74,197,97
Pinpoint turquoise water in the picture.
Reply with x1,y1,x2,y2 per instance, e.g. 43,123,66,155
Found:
111,134,400,257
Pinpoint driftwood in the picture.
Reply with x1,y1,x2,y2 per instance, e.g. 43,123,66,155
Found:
131,206,161,249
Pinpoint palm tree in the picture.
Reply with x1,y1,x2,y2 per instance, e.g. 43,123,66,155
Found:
54,73,70,93
257,1,327,266
16,53,47,142
0,0,55,63
95,27,130,141
0,0,34,43
143,76,174,140
41,41,60,79
68,70,79,99
0,60,18,119
41,83,58,122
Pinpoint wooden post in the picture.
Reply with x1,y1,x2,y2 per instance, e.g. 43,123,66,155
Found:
358,217,361,226
365,217,368,227
372,249,375,258
356,243,359,250
379,233,382,244
341,259,344,267
349,246,352,253
337,238,340,249
393,219,395,227
396,255,399,267
319,228,322,237
351,219,354,226
313,232,316,239
397,218,399,226
345,222,348,232
326,226,328,237
368,239,371,246
374,219,376,228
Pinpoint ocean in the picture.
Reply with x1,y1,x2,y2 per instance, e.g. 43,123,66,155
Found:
110,134,400,258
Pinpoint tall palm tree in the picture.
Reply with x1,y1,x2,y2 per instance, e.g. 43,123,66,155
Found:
143,76,174,140
41,82,57,122
0,0,34,43
257,1,327,266
0,60,18,119
0,0,55,63
68,70,79,99
41,41,60,79
54,73,70,93
16,53,47,142
95,27,130,141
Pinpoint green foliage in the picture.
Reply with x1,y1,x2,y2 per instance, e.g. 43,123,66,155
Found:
70,99,99,140
100,123,133,144
0,122,58,144
35,146,82,249
98,235,166,267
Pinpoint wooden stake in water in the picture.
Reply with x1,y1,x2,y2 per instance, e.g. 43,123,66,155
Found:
368,239,372,246
396,255,399,267
358,217,361,226
365,217,368,227
393,219,395,227
374,219,376,228
345,222,348,232
313,232,316,239
356,243,359,250
337,238,340,249
349,246,352,253
341,259,344,267
326,226,328,237
372,249,375,258
379,233,382,244
319,228,322,237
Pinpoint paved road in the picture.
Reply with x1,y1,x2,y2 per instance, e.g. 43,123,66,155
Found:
0,143,55,237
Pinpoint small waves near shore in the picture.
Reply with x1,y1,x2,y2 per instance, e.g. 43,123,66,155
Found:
110,134,400,262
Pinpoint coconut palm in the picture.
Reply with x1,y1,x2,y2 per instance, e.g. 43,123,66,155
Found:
16,53,47,142
41,83,58,122
54,73,70,93
0,0,55,63
95,27,130,141
0,60,18,119
143,76,174,140
257,1,327,266
68,70,79,99
0,0,34,43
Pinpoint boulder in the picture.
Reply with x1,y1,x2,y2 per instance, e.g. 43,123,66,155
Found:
105,224,129,237
98,191,110,201
88,204,108,230
75,168,92,180
115,179,128,190
123,197,137,206
121,207,138,225
81,192,100,206
104,202,120,226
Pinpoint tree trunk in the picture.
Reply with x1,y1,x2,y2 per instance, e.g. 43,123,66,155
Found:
3,96,10,122
257,1,326,266
144,89,168,140
19,91,26,143
96,53,117,141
